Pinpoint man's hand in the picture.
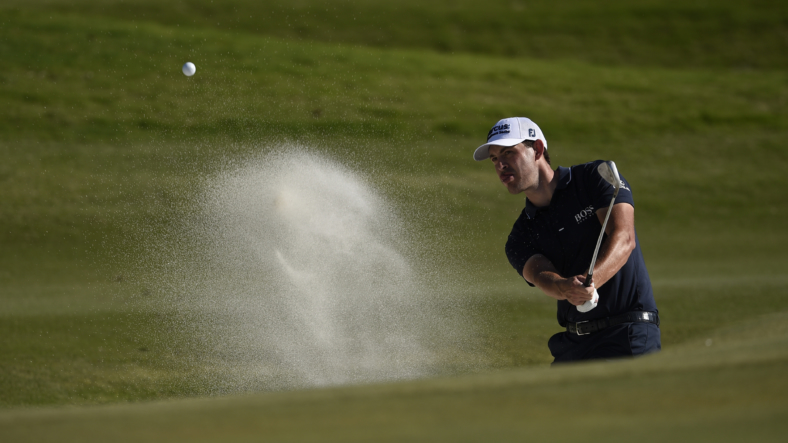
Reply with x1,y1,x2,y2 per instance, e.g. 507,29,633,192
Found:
523,255,597,305
558,275,596,306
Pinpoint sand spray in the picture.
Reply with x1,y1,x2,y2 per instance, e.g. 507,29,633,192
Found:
145,147,483,394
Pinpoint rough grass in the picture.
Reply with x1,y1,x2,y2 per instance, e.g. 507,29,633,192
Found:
7,0,788,69
2,313,787,442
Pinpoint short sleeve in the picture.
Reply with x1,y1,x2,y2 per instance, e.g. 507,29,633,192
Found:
505,217,537,287
586,160,635,211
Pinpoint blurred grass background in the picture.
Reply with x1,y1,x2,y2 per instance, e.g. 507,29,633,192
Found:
0,0,787,439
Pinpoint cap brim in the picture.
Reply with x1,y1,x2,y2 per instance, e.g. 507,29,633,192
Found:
473,138,526,161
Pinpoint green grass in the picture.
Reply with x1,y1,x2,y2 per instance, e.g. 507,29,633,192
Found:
1,0,787,439
8,0,788,69
2,313,787,442
0,310,190,406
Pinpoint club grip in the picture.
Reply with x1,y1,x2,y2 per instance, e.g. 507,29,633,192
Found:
583,273,593,287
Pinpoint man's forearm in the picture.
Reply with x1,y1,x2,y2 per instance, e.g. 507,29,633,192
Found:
524,255,595,306
591,205,636,287
531,270,569,301
523,254,568,301
590,231,633,287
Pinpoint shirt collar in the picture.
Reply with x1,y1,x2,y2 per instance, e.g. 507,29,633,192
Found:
524,166,572,219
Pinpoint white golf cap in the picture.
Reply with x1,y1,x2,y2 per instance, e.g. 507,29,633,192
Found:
473,117,548,161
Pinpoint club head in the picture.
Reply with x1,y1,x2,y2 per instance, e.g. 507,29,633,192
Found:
598,161,621,190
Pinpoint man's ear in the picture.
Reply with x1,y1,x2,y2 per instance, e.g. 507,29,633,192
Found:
533,139,546,160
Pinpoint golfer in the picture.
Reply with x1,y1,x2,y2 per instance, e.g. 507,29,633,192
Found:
474,117,661,363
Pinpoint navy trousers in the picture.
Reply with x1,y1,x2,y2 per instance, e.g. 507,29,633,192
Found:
548,322,661,364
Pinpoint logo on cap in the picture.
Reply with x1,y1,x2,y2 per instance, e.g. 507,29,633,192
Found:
487,124,510,141
529,128,536,137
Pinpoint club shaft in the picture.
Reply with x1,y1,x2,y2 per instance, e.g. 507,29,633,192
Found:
584,190,619,287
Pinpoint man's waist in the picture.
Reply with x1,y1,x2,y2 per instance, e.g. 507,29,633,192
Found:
566,311,659,336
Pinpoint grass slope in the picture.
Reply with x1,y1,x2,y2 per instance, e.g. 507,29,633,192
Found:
2,313,787,442
8,0,788,69
1,0,787,427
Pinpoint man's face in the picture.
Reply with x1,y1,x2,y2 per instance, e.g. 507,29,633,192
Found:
488,143,536,194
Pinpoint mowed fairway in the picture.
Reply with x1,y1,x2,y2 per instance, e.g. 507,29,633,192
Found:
1,0,788,440
3,314,788,442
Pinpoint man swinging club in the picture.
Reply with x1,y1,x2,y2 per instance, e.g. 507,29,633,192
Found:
474,117,661,362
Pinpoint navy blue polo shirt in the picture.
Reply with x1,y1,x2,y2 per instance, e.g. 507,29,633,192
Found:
505,161,658,327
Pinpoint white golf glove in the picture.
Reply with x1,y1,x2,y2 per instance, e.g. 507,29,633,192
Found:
576,288,599,313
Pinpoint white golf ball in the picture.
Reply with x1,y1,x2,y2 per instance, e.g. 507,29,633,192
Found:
182,62,196,77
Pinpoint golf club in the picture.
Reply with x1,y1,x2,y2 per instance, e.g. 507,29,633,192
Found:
577,161,622,313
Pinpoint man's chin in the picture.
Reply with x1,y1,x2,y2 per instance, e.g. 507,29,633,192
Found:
505,183,522,194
